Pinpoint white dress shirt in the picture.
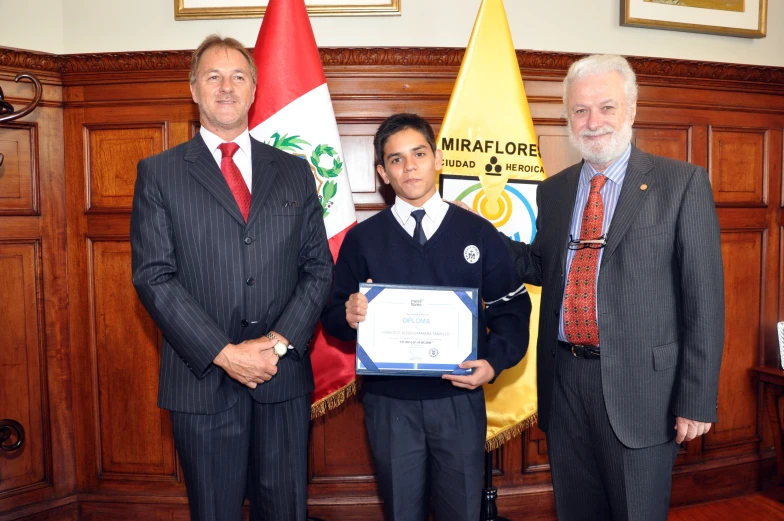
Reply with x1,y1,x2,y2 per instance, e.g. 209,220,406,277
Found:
200,127,253,192
391,191,449,239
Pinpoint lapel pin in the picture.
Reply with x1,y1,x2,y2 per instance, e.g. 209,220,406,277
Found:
640,184,648,191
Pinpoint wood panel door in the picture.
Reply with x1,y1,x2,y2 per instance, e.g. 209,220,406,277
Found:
64,92,193,498
0,74,74,518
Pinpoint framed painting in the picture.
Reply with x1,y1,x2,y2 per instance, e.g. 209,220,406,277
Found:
621,0,766,38
175,0,401,20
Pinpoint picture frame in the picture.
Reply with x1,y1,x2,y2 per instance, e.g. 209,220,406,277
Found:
621,0,766,38
175,0,401,20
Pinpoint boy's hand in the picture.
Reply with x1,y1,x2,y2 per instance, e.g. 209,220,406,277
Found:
346,278,373,329
442,359,495,390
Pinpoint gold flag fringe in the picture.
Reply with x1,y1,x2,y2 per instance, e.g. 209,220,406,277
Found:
310,379,359,420
484,413,538,452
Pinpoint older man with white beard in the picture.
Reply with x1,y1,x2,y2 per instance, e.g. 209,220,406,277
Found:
503,54,725,521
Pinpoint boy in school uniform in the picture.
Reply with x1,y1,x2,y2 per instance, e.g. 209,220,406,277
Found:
321,113,531,521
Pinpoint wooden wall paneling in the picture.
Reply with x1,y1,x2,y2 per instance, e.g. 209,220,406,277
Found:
522,425,550,475
65,100,102,495
0,241,47,495
757,127,783,458
709,126,768,206
88,240,177,480
0,74,75,517
0,497,78,521
335,122,394,220
0,123,38,215
632,125,691,163
308,396,376,488
31,82,76,512
64,90,193,497
64,101,99,494
335,123,384,204
704,231,765,450
534,122,581,178
84,123,167,212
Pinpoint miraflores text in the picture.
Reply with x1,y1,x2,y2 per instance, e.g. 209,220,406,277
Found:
441,137,542,157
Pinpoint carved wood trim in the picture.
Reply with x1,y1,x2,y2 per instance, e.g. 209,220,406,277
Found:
2,46,784,87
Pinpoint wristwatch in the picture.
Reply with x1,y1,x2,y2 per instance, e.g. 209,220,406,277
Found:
266,332,288,358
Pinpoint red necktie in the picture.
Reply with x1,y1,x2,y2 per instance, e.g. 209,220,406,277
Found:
218,142,251,222
563,174,608,346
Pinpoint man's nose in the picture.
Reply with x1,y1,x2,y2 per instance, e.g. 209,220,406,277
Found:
586,109,602,129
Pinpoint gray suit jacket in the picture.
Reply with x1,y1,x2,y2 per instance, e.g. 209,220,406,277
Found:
131,133,332,414
508,145,724,448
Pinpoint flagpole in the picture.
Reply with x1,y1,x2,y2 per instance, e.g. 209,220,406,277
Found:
480,450,511,521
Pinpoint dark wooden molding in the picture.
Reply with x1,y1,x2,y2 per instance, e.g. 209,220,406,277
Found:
0,48,63,74
1,46,783,86
628,56,784,86
63,51,192,74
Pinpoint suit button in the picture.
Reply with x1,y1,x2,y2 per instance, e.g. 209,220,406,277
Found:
246,277,255,286
244,237,252,245
241,319,249,327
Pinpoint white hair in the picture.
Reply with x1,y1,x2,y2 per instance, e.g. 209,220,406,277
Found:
563,54,638,115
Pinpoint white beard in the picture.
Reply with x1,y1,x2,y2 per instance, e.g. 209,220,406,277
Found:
569,119,633,168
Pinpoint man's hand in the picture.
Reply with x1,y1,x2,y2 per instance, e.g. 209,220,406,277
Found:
675,417,712,444
213,337,278,389
446,199,476,215
441,359,496,390
346,279,373,329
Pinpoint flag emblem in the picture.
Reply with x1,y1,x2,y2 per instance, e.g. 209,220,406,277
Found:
262,132,344,217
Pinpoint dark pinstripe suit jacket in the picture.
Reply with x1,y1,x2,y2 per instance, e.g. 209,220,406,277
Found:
131,133,332,414
508,146,724,449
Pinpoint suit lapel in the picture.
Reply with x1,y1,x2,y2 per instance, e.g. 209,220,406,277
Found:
601,146,654,265
555,163,582,274
246,138,278,228
185,134,246,227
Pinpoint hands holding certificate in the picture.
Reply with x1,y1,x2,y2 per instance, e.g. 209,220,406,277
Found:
345,278,373,330
345,280,494,388
441,360,495,390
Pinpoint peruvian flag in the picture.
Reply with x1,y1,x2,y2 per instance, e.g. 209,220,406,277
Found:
249,0,357,417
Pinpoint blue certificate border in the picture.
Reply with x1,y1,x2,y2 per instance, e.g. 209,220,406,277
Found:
356,283,479,377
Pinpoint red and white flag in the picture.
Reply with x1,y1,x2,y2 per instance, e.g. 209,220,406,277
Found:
249,0,357,417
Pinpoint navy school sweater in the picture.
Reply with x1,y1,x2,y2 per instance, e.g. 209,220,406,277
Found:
321,204,532,400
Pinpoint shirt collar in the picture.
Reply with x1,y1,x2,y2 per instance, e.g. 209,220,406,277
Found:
394,191,448,225
200,126,252,158
580,144,632,189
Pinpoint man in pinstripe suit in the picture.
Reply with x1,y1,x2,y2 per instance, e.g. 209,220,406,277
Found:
505,55,725,520
130,35,331,521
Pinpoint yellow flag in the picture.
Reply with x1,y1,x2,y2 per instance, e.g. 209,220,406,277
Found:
436,0,544,450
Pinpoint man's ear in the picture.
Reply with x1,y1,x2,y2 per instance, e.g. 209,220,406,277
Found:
377,163,390,185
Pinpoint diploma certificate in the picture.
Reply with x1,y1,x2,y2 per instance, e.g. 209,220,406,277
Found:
356,283,478,377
